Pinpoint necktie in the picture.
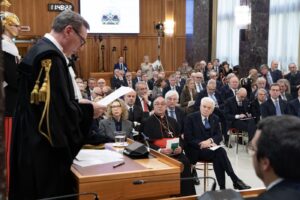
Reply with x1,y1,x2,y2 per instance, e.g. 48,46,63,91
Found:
143,98,149,112
170,110,177,121
129,107,134,121
237,101,242,106
129,107,133,113
210,94,218,107
204,118,210,129
120,64,123,71
267,72,273,85
275,100,282,116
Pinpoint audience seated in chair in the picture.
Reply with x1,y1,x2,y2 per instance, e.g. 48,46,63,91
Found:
184,97,251,190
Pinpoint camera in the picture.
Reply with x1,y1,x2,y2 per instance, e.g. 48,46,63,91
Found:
155,22,164,31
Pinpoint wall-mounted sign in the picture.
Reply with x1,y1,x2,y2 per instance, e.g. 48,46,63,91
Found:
48,3,74,12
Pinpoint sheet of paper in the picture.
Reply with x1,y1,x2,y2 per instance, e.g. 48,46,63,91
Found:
73,149,124,167
166,138,179,150
209,145,225,151
97,86,134,106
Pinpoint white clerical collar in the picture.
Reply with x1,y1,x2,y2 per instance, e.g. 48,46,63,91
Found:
44,33,68,64
266,178,283,191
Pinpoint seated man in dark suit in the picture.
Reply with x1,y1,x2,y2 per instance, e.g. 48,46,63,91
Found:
284,63,300,99
261,83,289,118
249,115,300,200
165,90,185,135
270,60,283,83
184,97,251,190
134,81,153,118
250,88,267,124
143,96,196,196
221,75,239,102
124,91,145,140
111,69,126,90
163,74,182,97
194,80,228,145
289,87,300,117
224,88,256,142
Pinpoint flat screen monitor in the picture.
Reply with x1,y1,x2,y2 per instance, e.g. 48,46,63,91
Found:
80,0,140,34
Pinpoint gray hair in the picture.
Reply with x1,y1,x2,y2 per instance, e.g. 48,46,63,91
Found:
52,10,89,33
201,97,215,108
165,90,179,101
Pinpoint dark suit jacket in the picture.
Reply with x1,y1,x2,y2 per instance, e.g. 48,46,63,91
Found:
111,76,126,89
250,99,263,123
134,96,153,116
128,105,145,123
289,98,300,117
260,98,289,118
254,180,300,200
114,63,128,72
163,85,182,97
165,106,186,133
284,72,300,99
224,96,251,125
132,77,141,89
194,89,224,111
270,69,283,83
184,112,222,149
220,84,235,102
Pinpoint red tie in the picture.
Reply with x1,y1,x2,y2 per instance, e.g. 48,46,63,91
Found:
143,98,149,112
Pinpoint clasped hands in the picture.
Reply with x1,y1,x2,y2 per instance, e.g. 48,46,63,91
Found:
199,139,216,149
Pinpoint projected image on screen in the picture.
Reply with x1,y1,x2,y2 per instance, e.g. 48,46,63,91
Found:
80,0,140,34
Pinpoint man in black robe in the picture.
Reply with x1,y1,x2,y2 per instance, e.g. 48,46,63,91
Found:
9,10,104,199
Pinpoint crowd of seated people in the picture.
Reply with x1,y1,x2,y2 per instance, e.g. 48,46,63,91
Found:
74,56,300,195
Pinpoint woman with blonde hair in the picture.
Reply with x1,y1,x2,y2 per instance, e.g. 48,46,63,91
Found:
180,78,197,113
98,99,133,141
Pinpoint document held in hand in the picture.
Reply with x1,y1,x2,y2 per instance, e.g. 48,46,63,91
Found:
97,86,134,106
166,138,179,151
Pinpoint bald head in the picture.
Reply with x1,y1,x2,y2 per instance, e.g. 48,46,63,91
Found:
237,88,247,101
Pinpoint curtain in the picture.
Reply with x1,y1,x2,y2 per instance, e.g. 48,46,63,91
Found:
268,0,300,72
216,0,240,67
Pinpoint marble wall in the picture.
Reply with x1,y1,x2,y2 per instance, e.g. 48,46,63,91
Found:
186,0,212,67
186,0,270,77
239,0,270,76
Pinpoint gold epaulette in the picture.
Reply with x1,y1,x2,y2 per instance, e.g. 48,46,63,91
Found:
30,59,53,145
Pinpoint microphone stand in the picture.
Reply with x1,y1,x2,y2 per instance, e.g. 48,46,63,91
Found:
133,176,217,191
37,192,99,200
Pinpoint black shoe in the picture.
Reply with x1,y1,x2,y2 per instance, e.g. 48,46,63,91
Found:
233,180,251,190
192,168,200,185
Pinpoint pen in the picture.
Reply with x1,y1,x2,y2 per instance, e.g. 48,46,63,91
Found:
113,161,125,168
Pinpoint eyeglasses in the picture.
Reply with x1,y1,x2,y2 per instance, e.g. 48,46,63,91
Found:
72,27,86,47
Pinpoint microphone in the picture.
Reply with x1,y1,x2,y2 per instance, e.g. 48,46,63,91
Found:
140,132,150,151
37,192,99,200
133,176,217,191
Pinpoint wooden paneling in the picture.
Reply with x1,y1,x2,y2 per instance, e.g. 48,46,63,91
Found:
8,0,186,79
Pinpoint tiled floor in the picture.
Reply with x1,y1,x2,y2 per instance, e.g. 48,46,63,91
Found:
194,142,265,195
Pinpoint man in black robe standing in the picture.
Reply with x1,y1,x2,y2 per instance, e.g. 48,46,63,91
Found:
9,10,104,199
